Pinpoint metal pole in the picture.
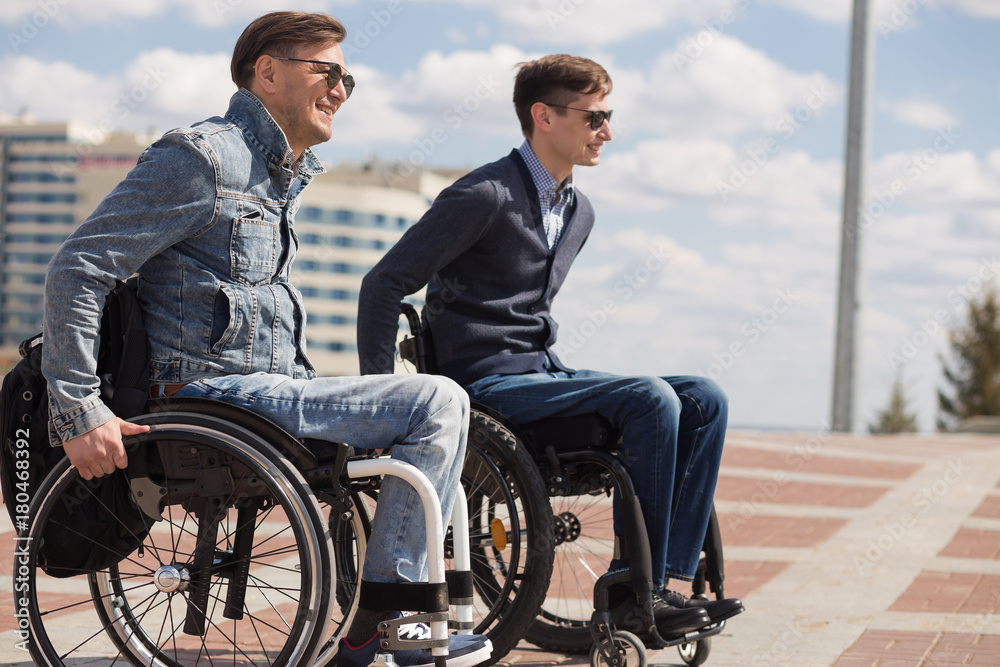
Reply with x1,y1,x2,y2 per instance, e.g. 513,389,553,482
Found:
832,0,873,433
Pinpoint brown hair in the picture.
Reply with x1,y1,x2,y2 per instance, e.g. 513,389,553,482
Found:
231,11,347,90
513,54,612,138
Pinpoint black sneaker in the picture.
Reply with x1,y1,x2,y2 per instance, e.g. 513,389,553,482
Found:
658,589,745,624
608,585,711,638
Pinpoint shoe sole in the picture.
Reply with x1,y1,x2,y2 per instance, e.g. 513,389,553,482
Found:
705,603,745,625
413,640,493,667
656,617,713,637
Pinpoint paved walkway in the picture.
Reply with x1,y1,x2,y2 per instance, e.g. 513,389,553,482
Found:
1,429,999,666
496,430,1000,666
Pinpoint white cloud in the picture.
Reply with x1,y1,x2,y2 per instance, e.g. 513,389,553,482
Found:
0,0,329,28
586,139,736,211
425,0,1000,49
394,44,524,129
867,144,997,213
430,0,1000,47
653,0,999,30
879,97,958,129
0,55,122,125
331,43,531,153
431,0,740,46
1,0,166,26
331,65,428,147
942,0,1000,19
124,49,232,120
580,145,842,233
0,51,234,136
177,0,331,27
756,0,851,23
708,149,843,225
9,0,994,40
634,35,839,141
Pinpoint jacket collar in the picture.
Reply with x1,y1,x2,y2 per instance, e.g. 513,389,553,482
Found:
225,89,326,177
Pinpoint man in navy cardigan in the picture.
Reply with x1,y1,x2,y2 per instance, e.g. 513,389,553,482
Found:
358,54,742,638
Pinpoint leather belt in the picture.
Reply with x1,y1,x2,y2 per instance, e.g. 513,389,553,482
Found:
149,383,188,399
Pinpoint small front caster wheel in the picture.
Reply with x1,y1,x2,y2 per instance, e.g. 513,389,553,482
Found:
589,630,647,667
678,637,712,665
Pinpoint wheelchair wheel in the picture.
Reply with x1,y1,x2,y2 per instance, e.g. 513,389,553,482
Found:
678,637,712,665
314,490,372,666
460,409,554,663
17,417,333,667
526,458,617,653
144,397,366,666
589,630,647,667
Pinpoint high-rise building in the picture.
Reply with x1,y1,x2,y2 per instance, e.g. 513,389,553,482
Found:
0,115,459,374
290,162,459,374
0,116,150,365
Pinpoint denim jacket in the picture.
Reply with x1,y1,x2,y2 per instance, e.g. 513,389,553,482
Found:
42,89,323,445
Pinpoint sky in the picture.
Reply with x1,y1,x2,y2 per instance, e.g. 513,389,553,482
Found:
2,0,999,433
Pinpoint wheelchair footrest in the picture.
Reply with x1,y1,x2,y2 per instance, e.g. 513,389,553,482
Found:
378,612,450,653
644,618,726,650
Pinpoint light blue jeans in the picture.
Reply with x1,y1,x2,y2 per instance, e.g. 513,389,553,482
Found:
173,372,469,585
466,368,726,586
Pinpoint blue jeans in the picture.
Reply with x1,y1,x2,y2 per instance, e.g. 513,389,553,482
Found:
173,372,469,585
466,369,726,586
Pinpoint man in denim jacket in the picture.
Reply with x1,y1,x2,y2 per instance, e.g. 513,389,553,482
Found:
42,11,490,667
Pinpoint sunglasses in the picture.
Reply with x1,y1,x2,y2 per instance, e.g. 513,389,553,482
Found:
544,103,613,130
271,56,356,99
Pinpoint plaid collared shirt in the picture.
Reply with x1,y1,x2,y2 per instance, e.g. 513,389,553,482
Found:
518,140,575,250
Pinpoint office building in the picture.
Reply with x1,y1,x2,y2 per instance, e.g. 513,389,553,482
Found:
291,162,457,374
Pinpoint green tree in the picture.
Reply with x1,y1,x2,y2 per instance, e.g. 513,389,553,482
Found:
869,373,918,434
937,285,1000,431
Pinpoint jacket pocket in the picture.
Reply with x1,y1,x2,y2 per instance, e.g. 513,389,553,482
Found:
208,284,240,356
230,214,278,285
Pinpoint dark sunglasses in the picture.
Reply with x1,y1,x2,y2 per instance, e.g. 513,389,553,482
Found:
271,56,355,99
544,103,613,130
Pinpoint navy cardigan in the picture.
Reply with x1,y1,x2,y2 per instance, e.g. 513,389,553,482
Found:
357,150,594,387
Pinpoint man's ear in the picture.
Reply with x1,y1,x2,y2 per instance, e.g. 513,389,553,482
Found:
530,102,553,135
253,55,280,96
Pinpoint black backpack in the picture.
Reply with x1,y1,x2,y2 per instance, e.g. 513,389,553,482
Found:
0,279,151,577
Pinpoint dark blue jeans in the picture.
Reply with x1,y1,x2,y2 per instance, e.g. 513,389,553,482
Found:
465,369,727,586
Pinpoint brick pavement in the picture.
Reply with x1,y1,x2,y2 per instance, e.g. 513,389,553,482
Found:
495,430,1000,666
1,429,999,666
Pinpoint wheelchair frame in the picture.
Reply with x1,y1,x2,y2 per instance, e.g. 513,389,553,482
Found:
14,397,476,667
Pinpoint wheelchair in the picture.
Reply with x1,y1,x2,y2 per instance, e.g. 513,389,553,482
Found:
399,303,729,667
14,395,481,667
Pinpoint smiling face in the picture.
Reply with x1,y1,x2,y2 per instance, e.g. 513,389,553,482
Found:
530,91,613,183
252,41,349,158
